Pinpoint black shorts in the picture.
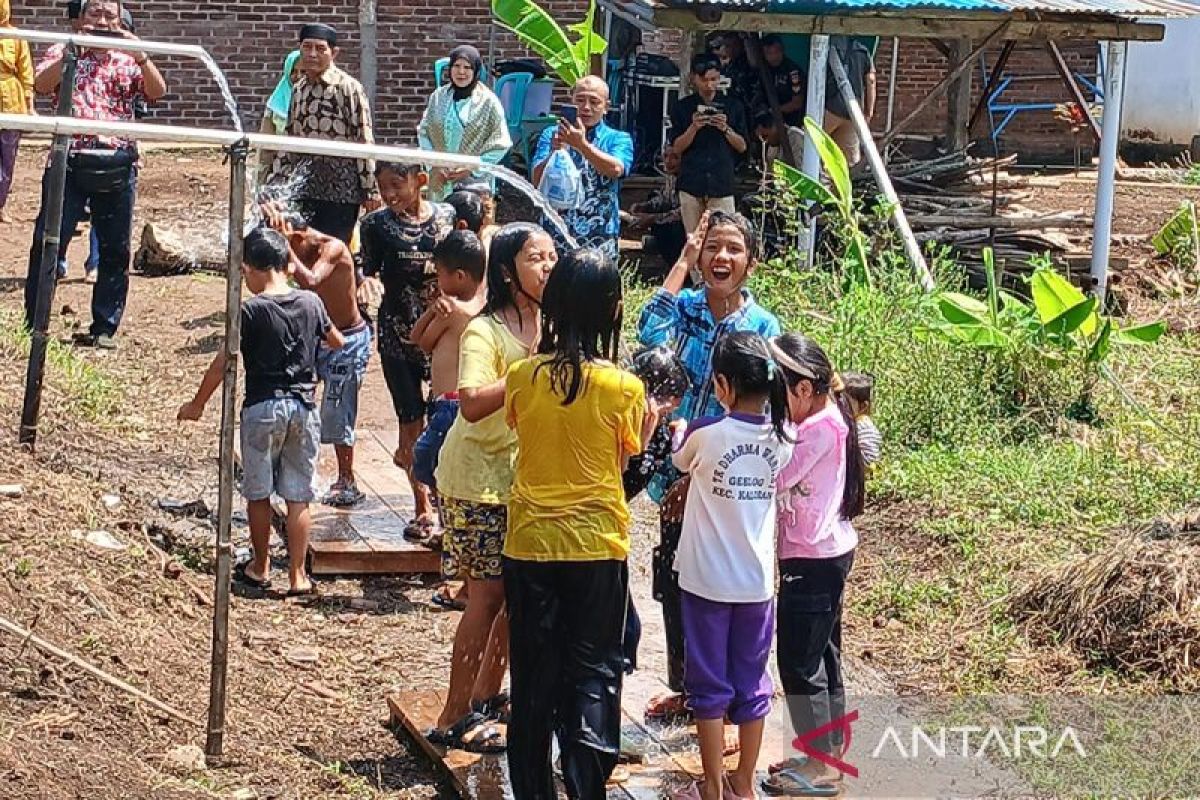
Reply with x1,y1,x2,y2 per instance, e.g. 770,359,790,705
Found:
380,352,428,424
297,198,359,245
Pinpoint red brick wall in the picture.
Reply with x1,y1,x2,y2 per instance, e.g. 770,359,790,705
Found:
14,1,1094,159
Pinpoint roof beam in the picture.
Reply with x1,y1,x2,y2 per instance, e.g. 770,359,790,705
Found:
654,8,1165,42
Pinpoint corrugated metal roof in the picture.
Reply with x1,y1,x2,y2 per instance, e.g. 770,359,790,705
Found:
667,0,1200,14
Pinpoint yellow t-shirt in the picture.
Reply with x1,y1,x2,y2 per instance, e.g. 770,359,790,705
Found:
503,357,646,562
434,315,528,505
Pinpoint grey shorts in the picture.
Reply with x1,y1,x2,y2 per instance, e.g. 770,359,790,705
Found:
317,323,372,447
240,397,321,503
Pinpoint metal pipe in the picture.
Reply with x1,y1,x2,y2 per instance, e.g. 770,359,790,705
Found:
0,114,485,170
800,34,829,268
829,51,935,291
3,27,211,61
885,36,899,131
19,46,77,448
1091,40,1127,305
204,139,248,763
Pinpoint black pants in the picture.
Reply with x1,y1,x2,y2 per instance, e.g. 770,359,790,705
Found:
504,557,627,800
653,512,686,693
297,198,359,245
379,351,428,425
777,551,855,755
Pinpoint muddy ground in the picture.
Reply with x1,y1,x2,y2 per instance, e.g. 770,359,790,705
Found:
0,144,1190,799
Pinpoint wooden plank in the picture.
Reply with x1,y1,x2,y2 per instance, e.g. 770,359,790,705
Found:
311,547,439,575
946,38,973,152
389,690,508,800
654,8,1165,42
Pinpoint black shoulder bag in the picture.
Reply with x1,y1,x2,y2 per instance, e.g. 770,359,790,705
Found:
67,148,136,195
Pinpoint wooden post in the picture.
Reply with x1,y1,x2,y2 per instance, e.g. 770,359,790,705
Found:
1046,40,1102,143
968,40,1015,134
358,0,378,112
205,139,248,764
946,37,973,151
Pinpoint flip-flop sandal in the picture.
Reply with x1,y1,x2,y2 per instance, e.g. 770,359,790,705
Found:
768,756,810,775
430,590,467,611
760,767,841,797
233,561,271,591
425,710,478,748
645,692,692,722
472,693,510,723
457,711,507,754
403,517,436,544
286,583,319,598
323,483,365,508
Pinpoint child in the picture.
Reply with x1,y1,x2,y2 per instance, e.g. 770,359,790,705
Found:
842,371,881,466
426,222,557,752
670,331,793,800
638,209,781,723
445,189,486,236
503,246,649,800
761,332,866,797
358,161,457,542
457,179,501,248
177,228,344,596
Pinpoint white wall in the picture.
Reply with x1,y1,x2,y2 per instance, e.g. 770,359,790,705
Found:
1124,18,1200,144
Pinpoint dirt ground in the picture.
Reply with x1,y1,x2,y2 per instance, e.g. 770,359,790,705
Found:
0,144,1191,799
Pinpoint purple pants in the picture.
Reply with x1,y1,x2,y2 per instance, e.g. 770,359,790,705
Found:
0,130,20,210
680,590,774,724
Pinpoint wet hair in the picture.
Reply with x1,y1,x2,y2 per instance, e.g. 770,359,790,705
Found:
433,229,486,283
753,109,778,130
375,161,423,179
841,371,874,411
704,210,758,263
691,53,721,76
628,346,690,402
446,190,485,234
769,332,866,519
243,228,289,272
535,247,622,405
711,331,789,440
484,222,548,317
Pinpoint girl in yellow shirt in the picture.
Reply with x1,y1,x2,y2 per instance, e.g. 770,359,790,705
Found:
0,0,33,223
503,247,656,798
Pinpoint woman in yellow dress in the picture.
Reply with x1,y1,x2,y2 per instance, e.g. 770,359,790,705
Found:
0,0,33,223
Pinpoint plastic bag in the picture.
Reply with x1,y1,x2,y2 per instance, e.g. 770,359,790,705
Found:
538,149,583,211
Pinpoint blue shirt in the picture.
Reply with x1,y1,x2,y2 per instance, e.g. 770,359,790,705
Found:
533,121,634,260
638,286,781,501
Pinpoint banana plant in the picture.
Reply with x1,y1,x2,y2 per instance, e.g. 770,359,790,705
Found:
491,0,607,86
772,118,869,285
921,248,1165,368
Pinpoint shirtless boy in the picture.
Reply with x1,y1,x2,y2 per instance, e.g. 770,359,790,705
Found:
263,201,371,507
410,229,487,496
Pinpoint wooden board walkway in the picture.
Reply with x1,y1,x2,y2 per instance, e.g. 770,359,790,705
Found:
307,430,440,576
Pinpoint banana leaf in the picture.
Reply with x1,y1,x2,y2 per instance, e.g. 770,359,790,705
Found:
491,0,606,87
1029,266,1097,336
773,160,834,207
1152,201,1196,256
566,1,607,81
803,117,851,210
1113,321,1167,345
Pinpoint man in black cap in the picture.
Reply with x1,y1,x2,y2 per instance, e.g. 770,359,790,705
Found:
263,23,380,244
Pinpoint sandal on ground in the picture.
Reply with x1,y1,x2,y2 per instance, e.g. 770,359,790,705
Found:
233,562,271,591
430,587,466,611
645,691,692,722
286,582,319,598
768,756,809,775
457,711,507,754
760,767,841,797
425,711,477,747
403,516,437,544
323,481,365,508
471,693,510,724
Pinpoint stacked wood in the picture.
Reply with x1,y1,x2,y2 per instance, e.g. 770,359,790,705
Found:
860,149,1093,289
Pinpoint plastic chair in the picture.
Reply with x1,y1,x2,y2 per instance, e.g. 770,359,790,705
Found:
434,56,489,86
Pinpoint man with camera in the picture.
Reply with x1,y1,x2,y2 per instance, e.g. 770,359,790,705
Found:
668,53,747,262
24,0,167,349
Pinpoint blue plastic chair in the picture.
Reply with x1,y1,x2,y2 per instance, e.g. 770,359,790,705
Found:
494,72,538,166
434,56,489,86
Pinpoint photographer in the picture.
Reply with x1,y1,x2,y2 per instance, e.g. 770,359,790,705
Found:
668,53,746,274
24,0,167,349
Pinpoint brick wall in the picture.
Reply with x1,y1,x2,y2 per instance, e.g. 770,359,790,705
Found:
14,1,1095,159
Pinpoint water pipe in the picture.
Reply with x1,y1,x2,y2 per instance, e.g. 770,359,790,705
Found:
1091,41,1127,306
2,27,212,61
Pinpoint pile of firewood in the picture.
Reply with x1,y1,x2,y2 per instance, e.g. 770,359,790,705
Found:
863,150,1093,290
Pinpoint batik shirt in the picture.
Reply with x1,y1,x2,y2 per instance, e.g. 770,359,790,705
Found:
638,287,781,501
37,44,145,155
265,64,378,205
533,120,634,260
360,202,457,362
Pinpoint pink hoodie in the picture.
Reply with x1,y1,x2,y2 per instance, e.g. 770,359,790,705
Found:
776,404,858,560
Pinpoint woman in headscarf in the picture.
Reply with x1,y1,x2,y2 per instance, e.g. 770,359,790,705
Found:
0,0,33,223
418,45,511,200
257,50,301,181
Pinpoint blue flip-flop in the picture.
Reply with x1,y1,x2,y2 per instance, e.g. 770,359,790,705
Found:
761,767,841,797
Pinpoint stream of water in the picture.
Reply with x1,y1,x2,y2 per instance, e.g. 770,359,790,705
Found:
199,52,244,133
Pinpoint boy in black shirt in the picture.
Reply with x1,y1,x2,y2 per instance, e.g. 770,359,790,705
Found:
357,161,456,540
669,53,748,274
759,34,806,125
178,228,344,596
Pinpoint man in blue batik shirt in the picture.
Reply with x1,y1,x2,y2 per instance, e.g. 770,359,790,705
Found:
532,75,634,262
